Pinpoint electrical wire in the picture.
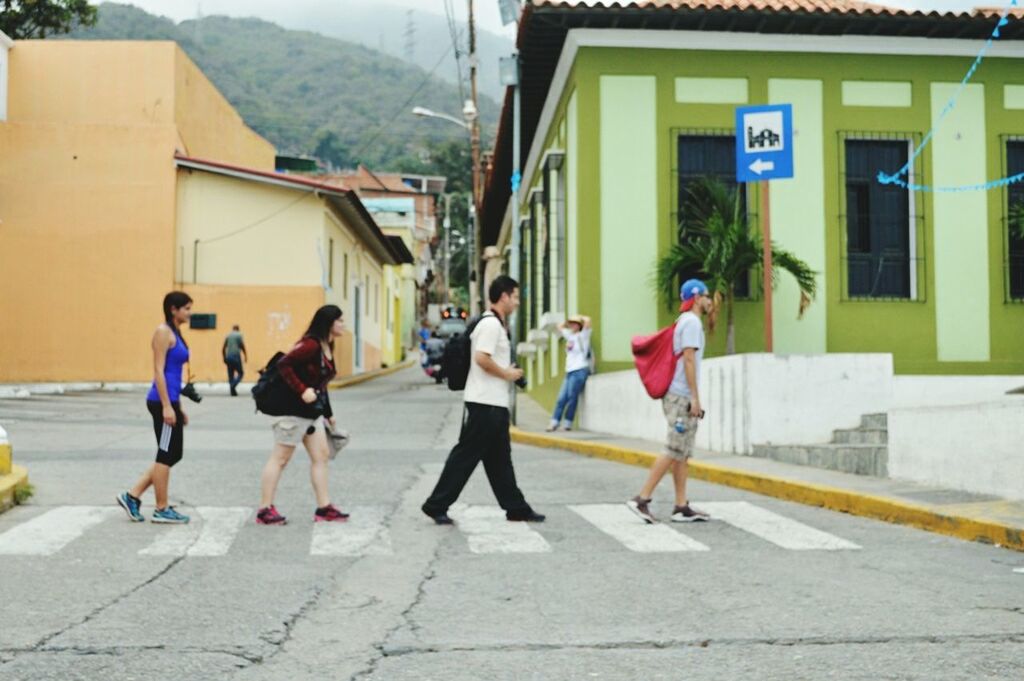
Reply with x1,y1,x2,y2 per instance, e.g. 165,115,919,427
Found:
348,39,458,162
196,191,311,245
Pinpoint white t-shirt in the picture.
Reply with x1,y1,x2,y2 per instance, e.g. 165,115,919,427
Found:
668,312,704,399
464,313,512,409
561,327,592,373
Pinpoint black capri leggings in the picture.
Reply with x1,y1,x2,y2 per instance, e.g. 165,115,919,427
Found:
147,400,184,467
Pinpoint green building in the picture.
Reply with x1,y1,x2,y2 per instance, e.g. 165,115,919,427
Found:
479,1,1024,409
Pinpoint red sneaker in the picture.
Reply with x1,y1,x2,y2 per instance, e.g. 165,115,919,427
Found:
314,504,350,523
256,505,287,525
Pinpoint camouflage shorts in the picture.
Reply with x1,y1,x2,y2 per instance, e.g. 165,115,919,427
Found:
662,393,699,461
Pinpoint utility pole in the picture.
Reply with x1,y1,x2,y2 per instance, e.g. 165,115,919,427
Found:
443,193,452,305
467,0,482,314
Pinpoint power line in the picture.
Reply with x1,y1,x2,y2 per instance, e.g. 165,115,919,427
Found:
197,191,311,245
349,40,457,163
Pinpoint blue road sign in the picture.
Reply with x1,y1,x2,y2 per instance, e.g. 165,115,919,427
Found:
735,104,793,183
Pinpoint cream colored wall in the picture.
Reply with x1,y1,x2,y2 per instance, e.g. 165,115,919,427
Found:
174,50,276,169
176,170,324,286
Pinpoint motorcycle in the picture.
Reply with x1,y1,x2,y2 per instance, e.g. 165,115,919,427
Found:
421,337,446,384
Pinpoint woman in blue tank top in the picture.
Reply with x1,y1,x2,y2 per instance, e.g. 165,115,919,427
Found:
117,291,194,524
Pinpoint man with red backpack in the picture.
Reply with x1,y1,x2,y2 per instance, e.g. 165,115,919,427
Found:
627,279,712,524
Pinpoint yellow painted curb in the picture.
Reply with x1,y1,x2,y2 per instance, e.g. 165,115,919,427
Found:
0,464,29,514
0,442,11,475
329,359,416,390
511,428,1024,553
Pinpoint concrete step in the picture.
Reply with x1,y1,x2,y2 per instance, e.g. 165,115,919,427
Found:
832,428,888,445
751,443,888,477
861,413,888,430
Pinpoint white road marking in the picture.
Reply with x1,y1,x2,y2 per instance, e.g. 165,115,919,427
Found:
449,505,551,554
0,506,118,556
698,501,861,550
311,506,393,556
569,504,710,553
139,507,250,557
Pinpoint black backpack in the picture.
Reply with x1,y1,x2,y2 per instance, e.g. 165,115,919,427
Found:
251,351,293,415
442,313,492,391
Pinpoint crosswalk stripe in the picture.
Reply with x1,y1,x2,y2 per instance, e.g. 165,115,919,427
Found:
139,507,251,557
568,504,710,553
311,506,392,556
698,501,861,550
0,506,119,556
449,505,551,554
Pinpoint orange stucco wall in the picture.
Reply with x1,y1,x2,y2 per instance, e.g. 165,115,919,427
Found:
179,284,326,382
0,40,277,382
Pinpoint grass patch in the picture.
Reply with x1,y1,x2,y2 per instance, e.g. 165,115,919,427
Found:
14,483,34,505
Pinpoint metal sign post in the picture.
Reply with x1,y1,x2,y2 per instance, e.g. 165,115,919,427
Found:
736,104,794,353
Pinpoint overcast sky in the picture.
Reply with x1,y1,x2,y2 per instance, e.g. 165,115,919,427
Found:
114,0,519,38
107,0,989,39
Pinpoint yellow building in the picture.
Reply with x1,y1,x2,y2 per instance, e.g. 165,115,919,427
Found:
0,38,407,383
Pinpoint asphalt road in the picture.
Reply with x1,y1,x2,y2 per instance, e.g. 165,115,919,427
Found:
0,368,1022,680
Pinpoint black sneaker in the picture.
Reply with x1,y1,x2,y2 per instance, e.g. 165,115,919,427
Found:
626,496,656,524
506,509,545,522
421,505,454,525
670,503,710,523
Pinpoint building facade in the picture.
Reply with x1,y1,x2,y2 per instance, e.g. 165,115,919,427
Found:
480,2,1024,409
0,38,406,383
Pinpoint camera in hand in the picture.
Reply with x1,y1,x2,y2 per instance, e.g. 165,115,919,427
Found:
512,363,527,389
181,382,203,403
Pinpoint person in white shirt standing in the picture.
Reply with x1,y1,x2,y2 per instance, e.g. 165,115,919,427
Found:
627,279,712,524
547,314,593,431
421,275,545,525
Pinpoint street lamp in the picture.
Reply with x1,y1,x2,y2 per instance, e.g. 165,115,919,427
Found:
411,106,471,130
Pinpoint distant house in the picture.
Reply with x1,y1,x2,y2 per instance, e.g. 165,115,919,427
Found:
478,1,1024,410
0,38,407,382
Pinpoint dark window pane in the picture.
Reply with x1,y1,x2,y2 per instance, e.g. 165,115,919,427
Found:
677,135,750,297
1008,142,1024,299
844,140,911,298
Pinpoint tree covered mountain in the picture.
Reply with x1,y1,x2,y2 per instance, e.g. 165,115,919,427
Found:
63,3,500,169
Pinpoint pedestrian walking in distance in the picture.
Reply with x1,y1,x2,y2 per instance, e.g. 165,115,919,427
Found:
547,314,592,431
256,305,349,525
422,275,545,525
117,291,195,524
627,279,712,524
223,324,248,396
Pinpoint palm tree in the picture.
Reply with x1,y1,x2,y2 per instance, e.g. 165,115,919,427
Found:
655,176,818,355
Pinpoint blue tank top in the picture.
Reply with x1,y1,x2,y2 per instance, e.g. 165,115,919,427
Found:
146,328,190,402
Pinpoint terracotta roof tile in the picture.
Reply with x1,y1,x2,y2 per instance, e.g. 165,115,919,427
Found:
530,0,973,18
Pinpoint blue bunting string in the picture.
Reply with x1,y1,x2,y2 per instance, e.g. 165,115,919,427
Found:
877,0,1020,193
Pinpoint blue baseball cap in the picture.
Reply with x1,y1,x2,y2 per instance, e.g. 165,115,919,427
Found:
679,279,709,302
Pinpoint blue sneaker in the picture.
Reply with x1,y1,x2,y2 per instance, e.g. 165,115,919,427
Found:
117,492,145,522
152,506,190,524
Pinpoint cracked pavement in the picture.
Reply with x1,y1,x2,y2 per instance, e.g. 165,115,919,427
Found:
1,368,1023,680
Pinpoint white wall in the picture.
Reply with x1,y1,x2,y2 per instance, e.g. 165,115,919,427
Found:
0,31,11,122
888,399,1024,501
580,353,893,453
892,376,1023,409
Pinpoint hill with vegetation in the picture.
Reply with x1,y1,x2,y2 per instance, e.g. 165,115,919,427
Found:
63,3,499,170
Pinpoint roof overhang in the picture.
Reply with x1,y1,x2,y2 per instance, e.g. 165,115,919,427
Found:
175,154,404,266
480,1,1024,248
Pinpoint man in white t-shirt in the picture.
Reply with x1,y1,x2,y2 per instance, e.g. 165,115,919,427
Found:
627,279,712,524
421,276,545,525
547,314,593,431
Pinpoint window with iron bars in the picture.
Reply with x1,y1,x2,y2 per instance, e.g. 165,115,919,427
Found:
671,129,757,300
1003,137,1024,302
838,132,927,302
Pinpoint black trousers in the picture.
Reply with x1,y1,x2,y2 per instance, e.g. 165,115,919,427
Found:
423,402,530,515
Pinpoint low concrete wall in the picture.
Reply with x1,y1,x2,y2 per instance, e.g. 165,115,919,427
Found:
892,376,1024,409
580,353,893,454
888,398,1024,501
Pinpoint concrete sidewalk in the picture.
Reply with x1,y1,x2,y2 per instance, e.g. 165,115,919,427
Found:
512,394,1024,553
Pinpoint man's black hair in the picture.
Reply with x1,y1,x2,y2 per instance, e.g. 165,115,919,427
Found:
488,275,519,304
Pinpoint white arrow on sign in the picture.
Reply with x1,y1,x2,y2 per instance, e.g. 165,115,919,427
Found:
749,158,775,176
